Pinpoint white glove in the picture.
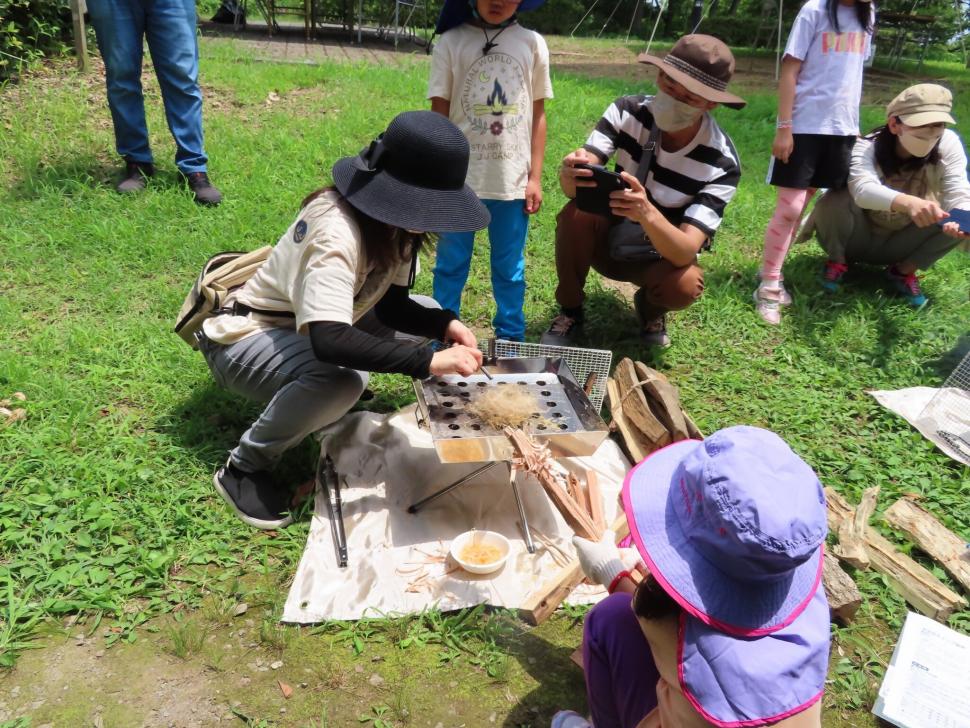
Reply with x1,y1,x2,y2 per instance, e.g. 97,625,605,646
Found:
572,529,625,588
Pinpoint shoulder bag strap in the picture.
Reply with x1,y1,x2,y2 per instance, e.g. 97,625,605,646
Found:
636,121,660,187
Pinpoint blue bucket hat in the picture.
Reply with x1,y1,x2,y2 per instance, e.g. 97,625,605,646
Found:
435,0,546,35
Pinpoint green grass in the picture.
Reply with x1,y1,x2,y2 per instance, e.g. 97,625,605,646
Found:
0,32,968,726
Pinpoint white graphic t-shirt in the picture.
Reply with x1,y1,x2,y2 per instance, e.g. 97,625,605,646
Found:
785,0,873,136
428,22,553,200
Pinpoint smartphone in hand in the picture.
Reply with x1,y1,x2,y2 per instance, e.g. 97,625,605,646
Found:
574,163,630,216
939,208,970,234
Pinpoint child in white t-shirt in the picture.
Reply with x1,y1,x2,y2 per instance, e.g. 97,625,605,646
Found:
428,0,553,341
754,0,874,324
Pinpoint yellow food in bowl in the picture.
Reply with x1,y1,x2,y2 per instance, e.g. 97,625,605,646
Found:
459,542,503,566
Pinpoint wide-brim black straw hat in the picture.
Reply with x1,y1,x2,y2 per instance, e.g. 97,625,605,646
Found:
332,111,490,233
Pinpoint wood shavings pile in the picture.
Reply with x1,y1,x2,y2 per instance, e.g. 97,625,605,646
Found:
466,385,547,430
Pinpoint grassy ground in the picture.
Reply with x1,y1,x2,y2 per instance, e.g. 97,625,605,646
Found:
0,30,968,727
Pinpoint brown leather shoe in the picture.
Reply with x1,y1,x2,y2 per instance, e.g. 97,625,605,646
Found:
182,171,223,206
116,160,155,193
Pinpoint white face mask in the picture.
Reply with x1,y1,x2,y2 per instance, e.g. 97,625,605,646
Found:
651,90,704,132
898,127,944,158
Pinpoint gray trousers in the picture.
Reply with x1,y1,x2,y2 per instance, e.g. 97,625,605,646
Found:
199,296,436,473
812,188,961,269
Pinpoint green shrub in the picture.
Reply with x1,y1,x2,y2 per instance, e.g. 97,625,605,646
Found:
0,0,72,80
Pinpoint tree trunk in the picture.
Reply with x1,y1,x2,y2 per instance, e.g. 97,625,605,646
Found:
688,0,704,31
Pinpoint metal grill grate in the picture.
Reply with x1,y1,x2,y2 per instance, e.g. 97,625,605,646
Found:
480,339,612,413
919,350,970,465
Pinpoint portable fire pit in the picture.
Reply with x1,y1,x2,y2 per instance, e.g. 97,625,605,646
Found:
410,356,610,553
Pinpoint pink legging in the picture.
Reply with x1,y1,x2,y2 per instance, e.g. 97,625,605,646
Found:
760,187,816,281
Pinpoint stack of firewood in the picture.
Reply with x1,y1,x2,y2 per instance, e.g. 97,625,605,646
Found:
605,358,703,462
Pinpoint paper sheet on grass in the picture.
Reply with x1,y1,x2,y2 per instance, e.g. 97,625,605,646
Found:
868,387,970,466
873,611,970,728
282,404,631,623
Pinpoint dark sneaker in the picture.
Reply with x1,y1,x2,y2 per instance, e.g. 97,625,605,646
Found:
116,160,155,194
213,459,293,530
182,171,223,206
540,311,582,346
886,266,928,307
633,289,671,348
819,260,849,293
640,314,671,348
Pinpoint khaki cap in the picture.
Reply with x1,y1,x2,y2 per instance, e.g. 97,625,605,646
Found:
887,83,955,126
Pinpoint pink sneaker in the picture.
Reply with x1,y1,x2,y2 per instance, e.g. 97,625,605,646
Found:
753,282,784,325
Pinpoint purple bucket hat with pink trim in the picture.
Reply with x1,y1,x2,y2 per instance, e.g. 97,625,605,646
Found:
622,425,827,635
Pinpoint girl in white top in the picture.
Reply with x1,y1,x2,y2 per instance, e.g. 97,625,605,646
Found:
754,0,874,325
803,84,970,307
199,111,490,530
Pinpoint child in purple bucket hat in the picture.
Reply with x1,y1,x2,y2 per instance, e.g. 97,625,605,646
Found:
553,426,830,728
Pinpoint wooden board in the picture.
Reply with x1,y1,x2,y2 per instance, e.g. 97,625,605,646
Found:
613,359,670,447
587,470,606,535
521,514,630,626
826,488,967,620
633,361,689,441
885,498,970,594
822,551,862,623
606,378,650,463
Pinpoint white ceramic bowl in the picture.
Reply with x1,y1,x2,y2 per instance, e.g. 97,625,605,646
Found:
450,530,511,575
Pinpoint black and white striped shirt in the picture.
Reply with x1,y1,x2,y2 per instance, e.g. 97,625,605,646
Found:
584,95,741,240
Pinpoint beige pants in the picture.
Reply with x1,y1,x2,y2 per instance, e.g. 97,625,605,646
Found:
810,188,962,269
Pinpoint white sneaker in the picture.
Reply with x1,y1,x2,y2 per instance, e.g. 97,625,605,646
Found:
551,710,592,728
753,283,784,326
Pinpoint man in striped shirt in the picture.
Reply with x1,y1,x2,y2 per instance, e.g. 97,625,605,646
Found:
540,35,744,348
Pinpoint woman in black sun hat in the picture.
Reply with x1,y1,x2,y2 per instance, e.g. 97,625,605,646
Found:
197,111,490,531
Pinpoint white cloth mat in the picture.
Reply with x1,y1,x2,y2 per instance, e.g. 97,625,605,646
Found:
869,387,970,466
282,405,631,623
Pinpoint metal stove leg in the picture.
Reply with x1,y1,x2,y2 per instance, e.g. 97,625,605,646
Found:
407,461,501,514
509,465,536,554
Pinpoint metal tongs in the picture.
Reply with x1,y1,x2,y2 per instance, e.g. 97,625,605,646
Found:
317,454,348,568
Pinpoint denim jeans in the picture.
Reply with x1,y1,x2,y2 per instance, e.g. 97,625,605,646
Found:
433,198,529,341
87,0,208,173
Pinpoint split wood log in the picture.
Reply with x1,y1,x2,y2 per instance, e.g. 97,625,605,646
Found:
587,469,606,535
614,359,670,447
823,552,862,623
521,513,630,625
633,362,689,441
826,488,967,620
567,473,585,514
885,498,970,595
833,486,880,570
505,428,599,540
606,378,651,463
682,409,704,439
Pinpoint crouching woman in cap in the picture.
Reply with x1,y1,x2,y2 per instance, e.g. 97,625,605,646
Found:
198,111,490,530
554,426,829,728
807,83,970,307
